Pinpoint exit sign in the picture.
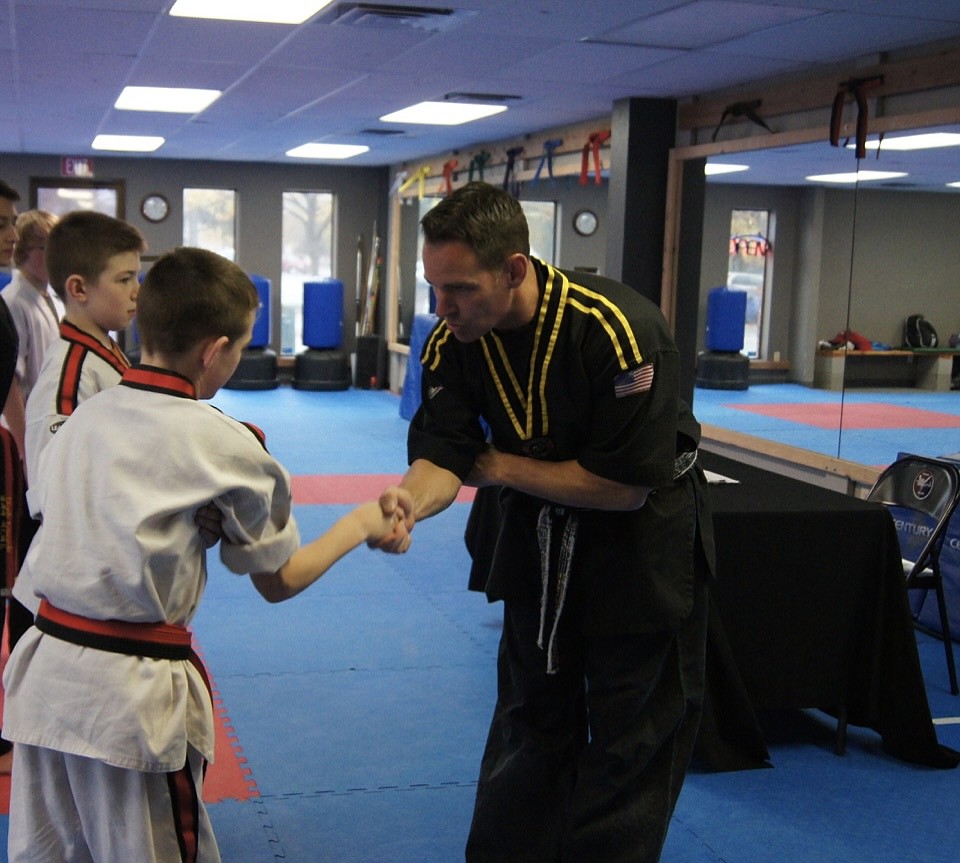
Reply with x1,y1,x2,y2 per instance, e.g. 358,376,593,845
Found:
61,157,95,178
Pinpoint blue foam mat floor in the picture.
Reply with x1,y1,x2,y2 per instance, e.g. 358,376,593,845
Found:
2,386,959,862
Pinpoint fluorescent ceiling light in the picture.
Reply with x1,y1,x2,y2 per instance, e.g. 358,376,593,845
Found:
286,143,370,160
948,181,960,189
92,134,165,152
168,0,334,25
805,170,908,184
854,132,960,152
705,163,749,176
115,86,221,114
380,101,507,126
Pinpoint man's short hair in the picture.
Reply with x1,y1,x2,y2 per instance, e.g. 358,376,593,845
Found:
420,181,530,270
137,247,258,356
46,211,146,300
0,180,20,203
13,210,58,268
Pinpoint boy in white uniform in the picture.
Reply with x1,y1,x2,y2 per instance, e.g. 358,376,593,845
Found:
24,209,145,485
3,246,411,863
2,209,62,402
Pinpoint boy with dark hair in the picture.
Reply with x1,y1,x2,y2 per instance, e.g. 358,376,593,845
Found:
25,210,146,483
3,246,410,863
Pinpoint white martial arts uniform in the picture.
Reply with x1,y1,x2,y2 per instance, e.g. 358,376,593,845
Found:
3,365,301,863
25,319,130,486
1,270,63,401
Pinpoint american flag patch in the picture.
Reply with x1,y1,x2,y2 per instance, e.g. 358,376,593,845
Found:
613,363,654,398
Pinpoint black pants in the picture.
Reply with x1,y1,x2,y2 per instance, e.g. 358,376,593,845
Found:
465,577,708,863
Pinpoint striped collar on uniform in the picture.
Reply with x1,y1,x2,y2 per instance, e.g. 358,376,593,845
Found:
121,365,197,399
59,319,131,373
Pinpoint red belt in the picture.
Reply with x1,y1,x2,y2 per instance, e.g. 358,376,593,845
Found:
580,129,610,185
36,599,211,696
37,598,193,661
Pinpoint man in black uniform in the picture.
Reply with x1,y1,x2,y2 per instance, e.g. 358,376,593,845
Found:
379,181,714,862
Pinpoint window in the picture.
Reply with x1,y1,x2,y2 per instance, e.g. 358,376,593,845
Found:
183,188,236,260
281,191,334,355
726,209,772,358
31,178,124,218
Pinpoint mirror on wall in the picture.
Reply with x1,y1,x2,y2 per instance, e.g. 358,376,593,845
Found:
688,116,960,468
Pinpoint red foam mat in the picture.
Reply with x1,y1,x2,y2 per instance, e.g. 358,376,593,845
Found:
292,472,476,504
727,402,960,430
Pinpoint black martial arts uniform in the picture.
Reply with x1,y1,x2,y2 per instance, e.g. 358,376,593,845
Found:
409,259,715,862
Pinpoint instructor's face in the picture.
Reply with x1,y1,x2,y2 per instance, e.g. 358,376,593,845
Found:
423,240,514,343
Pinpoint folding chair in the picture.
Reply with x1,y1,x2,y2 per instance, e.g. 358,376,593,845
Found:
866,453,960,695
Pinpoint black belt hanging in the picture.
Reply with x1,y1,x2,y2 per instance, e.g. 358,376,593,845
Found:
502,146,524,197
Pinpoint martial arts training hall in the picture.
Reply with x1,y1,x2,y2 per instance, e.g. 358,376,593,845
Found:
4,2,960,861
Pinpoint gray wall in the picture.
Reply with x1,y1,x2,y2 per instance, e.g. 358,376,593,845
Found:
699,182,960,382
1,154,389,353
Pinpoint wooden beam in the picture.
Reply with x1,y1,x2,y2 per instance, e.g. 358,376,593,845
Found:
679,42,960,133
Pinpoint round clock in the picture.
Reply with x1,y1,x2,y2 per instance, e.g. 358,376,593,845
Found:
140,193,169,223
573,209,598,237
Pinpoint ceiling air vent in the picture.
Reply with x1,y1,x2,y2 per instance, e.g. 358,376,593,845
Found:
444,92,522,103
360,128,407,135
330,4,475,33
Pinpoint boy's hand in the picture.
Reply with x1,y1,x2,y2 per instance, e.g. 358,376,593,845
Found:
372,486,415,553
195,503,225,548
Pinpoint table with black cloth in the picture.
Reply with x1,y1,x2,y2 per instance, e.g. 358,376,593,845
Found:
696,451,959,771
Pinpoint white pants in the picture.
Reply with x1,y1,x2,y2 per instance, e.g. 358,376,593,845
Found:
7,743,220,863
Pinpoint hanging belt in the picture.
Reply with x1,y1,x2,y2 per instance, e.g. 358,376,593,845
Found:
580,129,610,185
830,76,883,159
398,165,431,199
442,159,458,196
531,138,563,185
469,150,491,182
502,146,524,197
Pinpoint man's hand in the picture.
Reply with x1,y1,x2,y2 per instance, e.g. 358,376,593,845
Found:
465,444,501,488
195,503,224,549
373,486,416,553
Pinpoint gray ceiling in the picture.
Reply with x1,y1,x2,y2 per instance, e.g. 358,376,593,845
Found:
2,0,960,171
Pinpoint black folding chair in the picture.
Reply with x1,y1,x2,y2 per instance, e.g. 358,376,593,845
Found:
866,453,960,695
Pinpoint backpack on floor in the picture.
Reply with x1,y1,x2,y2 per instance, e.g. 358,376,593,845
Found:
903,314,939,348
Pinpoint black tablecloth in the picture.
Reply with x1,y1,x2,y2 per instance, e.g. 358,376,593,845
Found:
697,452,959,771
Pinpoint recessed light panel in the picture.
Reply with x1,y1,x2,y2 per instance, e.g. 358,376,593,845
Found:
286,143,370,159
380,101,507,126
169,0,334,25
92,135,165,152
805,170,908,184
115,86,221,114
856,132,960,152
705,164,750,176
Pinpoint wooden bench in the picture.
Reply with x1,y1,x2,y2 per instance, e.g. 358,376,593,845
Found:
814,348,959,391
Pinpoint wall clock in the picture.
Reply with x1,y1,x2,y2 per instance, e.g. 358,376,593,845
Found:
573,209,598,237
140,193,170,223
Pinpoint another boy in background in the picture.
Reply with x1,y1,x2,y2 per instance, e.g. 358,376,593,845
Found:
3,246,411,863
3,209,62,401
24,210,144,484
0,180,25,454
